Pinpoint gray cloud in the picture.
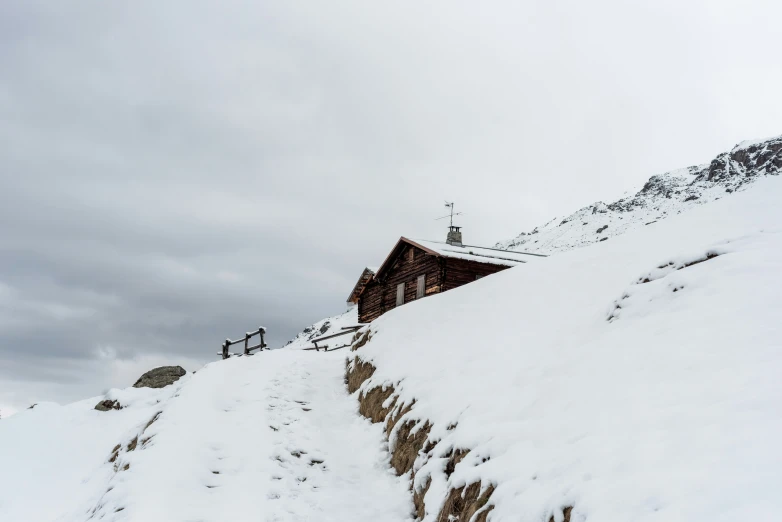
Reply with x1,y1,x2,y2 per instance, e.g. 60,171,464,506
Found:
1,0,781,411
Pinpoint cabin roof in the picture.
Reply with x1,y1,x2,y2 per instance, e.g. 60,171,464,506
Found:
371,236,543,280
346,266,378,304
410,238,545,265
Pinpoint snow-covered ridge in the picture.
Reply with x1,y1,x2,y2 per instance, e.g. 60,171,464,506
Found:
351,176,782,522
497,134,782,254
282,307,358,350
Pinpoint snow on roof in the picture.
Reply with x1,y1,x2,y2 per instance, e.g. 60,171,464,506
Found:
347,266,381,303
409,238,545,266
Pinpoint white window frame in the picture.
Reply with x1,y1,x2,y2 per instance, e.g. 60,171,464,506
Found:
396,282,405,306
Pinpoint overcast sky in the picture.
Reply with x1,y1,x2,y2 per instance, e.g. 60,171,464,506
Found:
1,0,780,415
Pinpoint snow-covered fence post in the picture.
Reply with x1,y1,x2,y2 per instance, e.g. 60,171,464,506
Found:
219,327,267,360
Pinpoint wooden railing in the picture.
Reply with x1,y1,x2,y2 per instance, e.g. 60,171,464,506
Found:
219,327,267,359
303,325,364,352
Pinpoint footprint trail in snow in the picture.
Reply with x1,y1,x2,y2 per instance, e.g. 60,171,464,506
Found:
79,350,411,522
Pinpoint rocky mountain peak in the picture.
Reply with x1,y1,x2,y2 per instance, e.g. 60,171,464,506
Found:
497,134,781,255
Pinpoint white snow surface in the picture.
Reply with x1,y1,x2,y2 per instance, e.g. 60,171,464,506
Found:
4,154,782,522
409,239,543,266
0,350,410,522
283,307,359,350
353,177,782,522
497,134,782,255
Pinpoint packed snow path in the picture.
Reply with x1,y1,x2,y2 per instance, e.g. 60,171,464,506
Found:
0,350,411,522
111,350,411,521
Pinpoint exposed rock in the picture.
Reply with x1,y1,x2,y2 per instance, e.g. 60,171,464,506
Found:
283,308,358,348
108,444,121,462
347,353,490,522
95,399,122,411
132,366,186,389
497,134,782,254
437,482,495,522
549,506,573,522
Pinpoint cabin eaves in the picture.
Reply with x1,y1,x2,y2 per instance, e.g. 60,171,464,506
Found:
346,266,378,304
372,237,541,280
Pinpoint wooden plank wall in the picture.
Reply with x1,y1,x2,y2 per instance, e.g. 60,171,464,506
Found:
381,247,441,312
442,258,510,292
358,244,441,323
357,243,516,323
358,280,384,323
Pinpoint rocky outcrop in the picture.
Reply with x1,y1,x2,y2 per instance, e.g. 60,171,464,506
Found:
348,358,495,521
347,331,495,522
94,366,185,412
497,134,782,254
132,366,186,389
94,399,122,411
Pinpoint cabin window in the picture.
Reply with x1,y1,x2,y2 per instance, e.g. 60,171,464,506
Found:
416,274,425,298
396,283,405,306
408,249,415,262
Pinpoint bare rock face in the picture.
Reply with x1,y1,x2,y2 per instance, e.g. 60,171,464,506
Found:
95,399,122,411
132,366,186,389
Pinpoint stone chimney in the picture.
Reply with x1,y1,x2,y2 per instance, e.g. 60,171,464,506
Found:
446,226,463,246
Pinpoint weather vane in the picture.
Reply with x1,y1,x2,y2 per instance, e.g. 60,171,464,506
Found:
436,201,464,227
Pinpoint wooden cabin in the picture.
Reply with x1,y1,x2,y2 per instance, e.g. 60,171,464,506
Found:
348,227,543,323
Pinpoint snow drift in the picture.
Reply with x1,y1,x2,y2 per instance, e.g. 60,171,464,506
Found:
349,176,782,522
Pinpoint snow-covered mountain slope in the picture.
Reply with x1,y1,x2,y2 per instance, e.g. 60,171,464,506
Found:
350,176,782,522
0,387,182,522
497,134,782,254
0,350,409,522
3,172,781,522
282,307,358,350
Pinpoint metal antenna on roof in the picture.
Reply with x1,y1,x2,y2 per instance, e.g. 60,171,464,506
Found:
437,202,465,245
436,201,464,227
